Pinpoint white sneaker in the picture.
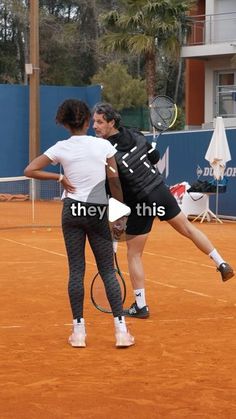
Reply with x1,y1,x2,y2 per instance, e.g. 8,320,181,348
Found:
69,319,86,347
68,331,86,348
115,330,135,348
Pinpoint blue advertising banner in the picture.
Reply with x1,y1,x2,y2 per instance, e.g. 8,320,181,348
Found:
146,129,236,217
0,84,101,177
0,84,235,218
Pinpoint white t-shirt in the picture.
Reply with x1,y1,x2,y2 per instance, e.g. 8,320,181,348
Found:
44,135,116,204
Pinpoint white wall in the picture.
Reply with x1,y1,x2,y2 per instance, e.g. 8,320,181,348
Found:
205,0,215,16
205,0,236,43
215,0,236,14
206,0,236,14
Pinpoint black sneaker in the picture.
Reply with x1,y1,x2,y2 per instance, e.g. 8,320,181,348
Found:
217,263,234,282
123,302,150,318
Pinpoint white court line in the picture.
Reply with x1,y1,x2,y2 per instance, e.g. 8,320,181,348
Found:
0,237,96,267
183,289,213,298
0,237,66,257
0,261,54,264
0,237,219,270
140,250,215,270
155,281,177,289
1,316,236,329
118,245,236,304
158,316,235,323
1,237,234,305
110,268,232,304
1,325,24,329
183,289,227,303
118,244,216,270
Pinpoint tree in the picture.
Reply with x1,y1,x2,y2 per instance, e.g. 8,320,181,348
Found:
39,0,98,85
0,0,100,86
100,0,195,103
0,0,28,83
92,62,147,110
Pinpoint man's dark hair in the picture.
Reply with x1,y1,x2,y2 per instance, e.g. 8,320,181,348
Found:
56,99,91,130
93,103,121,128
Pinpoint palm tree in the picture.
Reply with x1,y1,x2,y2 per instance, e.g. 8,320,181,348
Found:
100,0,195,104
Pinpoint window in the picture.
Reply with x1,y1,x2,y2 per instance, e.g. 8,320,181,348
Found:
215,71,236,117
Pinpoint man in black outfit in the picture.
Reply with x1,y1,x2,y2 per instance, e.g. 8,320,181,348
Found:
93,103,234,319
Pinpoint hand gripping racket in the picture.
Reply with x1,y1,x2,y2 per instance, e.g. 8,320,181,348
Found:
90,240,127,313
149,95,178,147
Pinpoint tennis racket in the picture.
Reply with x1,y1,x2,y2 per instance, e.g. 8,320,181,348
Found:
90,240,127,313
149,95,178,147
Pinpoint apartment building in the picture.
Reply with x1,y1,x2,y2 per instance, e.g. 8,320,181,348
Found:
181,0,236,128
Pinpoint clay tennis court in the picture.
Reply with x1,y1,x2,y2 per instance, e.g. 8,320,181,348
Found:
1,201,236,418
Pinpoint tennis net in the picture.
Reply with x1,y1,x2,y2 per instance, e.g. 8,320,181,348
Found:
0,176,62,229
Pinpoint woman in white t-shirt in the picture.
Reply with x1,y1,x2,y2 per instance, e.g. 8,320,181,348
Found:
24,99,134,348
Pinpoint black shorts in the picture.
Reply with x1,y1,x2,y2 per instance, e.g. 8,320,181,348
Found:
126,182,181,235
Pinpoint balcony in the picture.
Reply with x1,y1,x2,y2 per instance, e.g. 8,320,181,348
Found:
181,12,236,58
185,12,236,46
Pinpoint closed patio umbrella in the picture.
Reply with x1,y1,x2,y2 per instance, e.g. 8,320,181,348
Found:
205,117,231,221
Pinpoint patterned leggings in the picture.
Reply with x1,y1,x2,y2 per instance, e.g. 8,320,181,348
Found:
62,198,123,319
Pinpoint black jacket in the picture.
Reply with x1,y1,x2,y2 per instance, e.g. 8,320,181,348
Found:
108,127,163,203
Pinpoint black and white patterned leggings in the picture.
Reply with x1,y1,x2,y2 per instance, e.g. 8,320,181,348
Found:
62,198,123,319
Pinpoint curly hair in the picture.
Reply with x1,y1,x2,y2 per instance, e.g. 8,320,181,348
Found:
93,103,121,128
56,99,91,130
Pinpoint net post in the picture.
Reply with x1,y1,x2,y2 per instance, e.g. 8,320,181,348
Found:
31,179,35,223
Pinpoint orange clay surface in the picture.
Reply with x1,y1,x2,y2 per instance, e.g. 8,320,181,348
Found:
0,217,236,419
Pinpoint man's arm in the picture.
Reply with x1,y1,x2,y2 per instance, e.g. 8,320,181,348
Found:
146,141,160,164
106,156,127,238
130,128,160,164
106,156,124,203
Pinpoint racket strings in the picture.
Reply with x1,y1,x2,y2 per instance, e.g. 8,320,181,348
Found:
150,106,176,129
149,96,177,131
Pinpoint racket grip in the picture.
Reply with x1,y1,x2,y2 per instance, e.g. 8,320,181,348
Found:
113,240,118,253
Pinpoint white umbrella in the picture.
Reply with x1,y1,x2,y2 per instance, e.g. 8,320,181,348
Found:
205,117,231,221
205,117,231,180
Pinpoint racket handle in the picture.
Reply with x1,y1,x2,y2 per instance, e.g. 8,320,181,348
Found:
113,240,118,253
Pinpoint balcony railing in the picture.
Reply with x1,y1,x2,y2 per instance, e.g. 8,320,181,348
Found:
184,12,236,46
216,85,236,118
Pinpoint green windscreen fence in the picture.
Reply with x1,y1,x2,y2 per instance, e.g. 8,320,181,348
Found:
120,107,150,131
